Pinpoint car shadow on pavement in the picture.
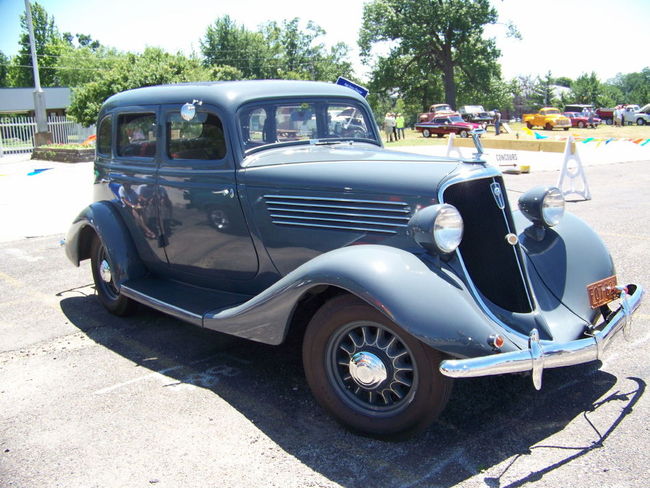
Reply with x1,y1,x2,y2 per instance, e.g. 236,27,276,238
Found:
59,293,644,488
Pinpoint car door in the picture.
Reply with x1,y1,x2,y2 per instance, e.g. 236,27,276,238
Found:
108,108,167,268
157,104,259,287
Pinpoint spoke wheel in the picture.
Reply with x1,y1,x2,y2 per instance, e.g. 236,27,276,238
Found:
90,237,136,316
328,321,416,415
303,295,452,439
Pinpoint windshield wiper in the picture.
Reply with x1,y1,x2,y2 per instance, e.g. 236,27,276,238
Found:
311,139,343,146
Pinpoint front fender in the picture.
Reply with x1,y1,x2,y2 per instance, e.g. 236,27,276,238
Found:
204,245,510,357
514,211,615,323
65,202,146,286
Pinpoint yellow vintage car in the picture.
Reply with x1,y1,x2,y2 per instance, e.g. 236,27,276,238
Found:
523,107,571,130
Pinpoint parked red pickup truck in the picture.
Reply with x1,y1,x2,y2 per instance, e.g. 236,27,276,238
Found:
595,108,615,124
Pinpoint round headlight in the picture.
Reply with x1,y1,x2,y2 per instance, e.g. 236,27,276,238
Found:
541,187,565,226
518,186,565,228
409,204,464,254
433,205,464,253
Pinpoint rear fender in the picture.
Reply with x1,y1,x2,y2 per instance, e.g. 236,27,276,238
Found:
204,245,508,356
65,202,146,286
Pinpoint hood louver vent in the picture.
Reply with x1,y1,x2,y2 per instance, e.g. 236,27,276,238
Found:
264,195,411,234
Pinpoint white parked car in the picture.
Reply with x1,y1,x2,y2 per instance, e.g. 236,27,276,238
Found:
622,104,650,125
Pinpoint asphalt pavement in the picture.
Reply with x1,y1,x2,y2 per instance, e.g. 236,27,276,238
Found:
0,153,649,487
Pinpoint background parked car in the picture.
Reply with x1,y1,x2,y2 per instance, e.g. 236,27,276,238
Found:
564,111,601,128
564,104,593,113
622,104,650,125
414,114,480,138
523,107,571,130
417,103,455,123
458,105,493,128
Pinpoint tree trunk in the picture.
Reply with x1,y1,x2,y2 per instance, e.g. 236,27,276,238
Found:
442,60,456,109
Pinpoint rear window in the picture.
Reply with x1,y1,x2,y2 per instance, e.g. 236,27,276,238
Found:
97,115,112,156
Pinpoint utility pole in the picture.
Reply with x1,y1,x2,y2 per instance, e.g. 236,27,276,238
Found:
24,0,51,146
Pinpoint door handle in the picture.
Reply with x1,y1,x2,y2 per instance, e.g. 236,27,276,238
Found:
212,188,234,198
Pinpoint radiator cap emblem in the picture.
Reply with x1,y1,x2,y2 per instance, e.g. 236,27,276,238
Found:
490,182,505,209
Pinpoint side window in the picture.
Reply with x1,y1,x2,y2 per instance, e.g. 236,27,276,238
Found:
327,104,371,139
167,111,226,160
97,115,112,156
116,113,157,158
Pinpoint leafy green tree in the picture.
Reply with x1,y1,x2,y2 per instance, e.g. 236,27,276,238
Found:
599,83,624,107
51,42,120,87
0,51,9,87
200,15,352,81
553,76,573,88
201,15,275,78
610,68,650,105
9,2,63,87
359,0,502,108
68,48,213,126
262,18,353,80
570,72,603,106
530,71,558,108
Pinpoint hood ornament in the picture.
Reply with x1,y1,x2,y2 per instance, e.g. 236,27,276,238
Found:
470,128,486,162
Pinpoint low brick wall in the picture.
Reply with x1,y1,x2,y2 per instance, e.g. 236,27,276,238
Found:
32,147,95,163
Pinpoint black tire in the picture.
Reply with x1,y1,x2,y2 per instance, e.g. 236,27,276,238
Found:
90,237,136,316
577,121,585,128
459,130,469,138
526,122,533,129
422,129,431,138
544,123,553,131
637,118,646,126
436,133,445,138
564,127,570,131
302,295,452,439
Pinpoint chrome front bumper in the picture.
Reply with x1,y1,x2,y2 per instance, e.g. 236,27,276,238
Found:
439,284,644,389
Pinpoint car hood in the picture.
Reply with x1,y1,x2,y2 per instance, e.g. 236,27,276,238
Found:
240,143,465,197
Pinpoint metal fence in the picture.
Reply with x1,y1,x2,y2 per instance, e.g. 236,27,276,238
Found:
0,115,95,156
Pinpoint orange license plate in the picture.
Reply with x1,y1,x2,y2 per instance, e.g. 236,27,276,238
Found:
587,275,619,308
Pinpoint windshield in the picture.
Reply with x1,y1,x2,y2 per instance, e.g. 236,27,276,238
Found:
239,99,378,153
544,109,560,115
449,116,465,123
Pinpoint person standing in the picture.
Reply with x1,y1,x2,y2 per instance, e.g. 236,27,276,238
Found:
395,113,405,140
494,110,502,136
383,113,396,142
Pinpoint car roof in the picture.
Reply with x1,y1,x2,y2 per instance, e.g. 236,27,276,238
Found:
100,80,368,113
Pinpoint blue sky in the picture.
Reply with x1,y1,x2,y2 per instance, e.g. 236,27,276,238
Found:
1,0,648,82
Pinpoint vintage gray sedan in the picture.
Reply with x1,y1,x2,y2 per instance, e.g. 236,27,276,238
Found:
66,80,643,439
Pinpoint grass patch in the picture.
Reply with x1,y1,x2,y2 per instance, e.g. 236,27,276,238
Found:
383,122,650,148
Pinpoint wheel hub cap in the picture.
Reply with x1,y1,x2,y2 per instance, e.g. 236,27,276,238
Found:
99,259,112,283
349,351,387,388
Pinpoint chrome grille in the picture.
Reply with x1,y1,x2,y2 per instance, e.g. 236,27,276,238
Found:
264,195,411,234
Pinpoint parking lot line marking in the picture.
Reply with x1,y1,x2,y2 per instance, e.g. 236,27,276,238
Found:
0,270,23,288
94,365,183,395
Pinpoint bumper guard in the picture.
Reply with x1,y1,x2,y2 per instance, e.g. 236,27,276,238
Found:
439,284,644,389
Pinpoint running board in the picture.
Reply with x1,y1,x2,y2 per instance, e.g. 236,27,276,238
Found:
120,277,251,327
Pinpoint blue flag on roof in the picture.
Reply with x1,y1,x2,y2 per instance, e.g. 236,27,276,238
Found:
336,77,369,98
